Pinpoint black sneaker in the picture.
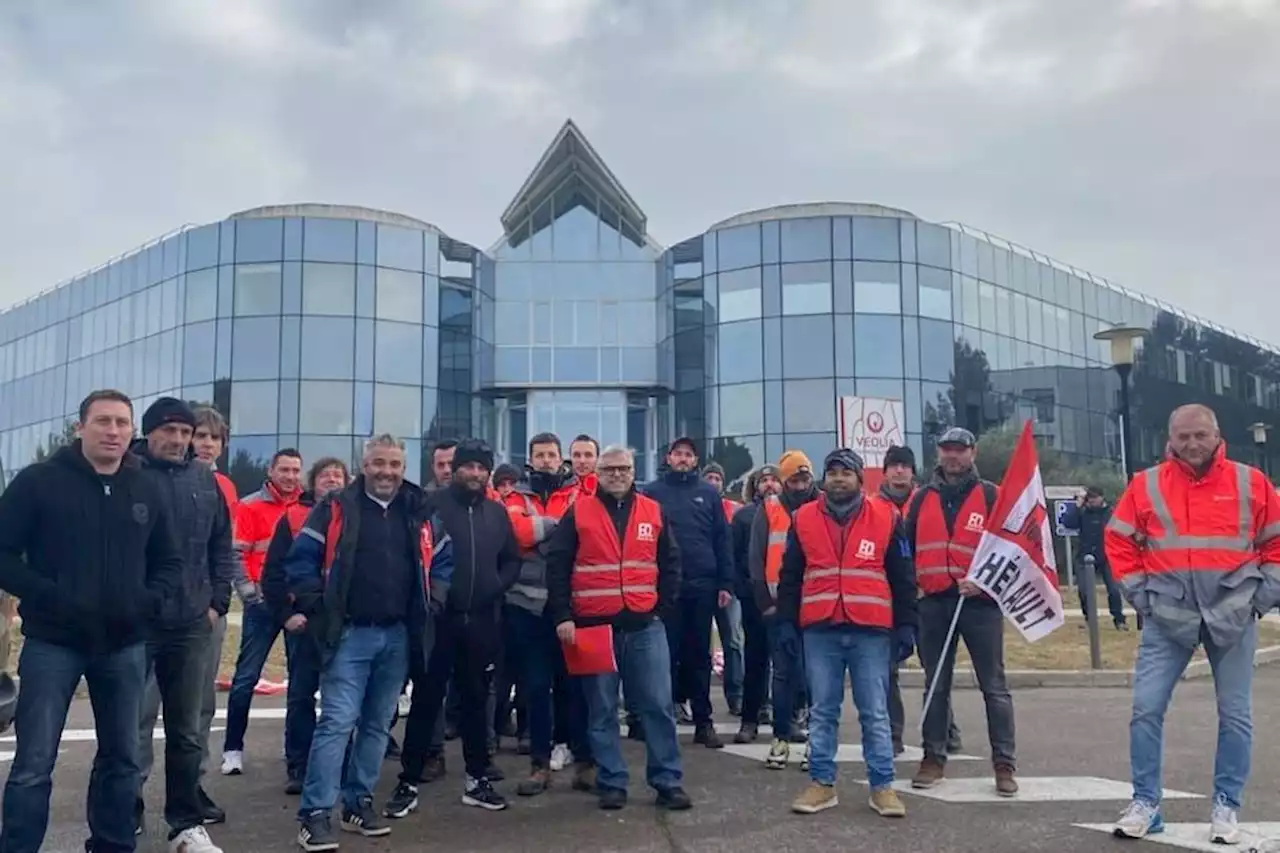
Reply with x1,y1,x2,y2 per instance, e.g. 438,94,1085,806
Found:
297,811,340,852
482,762,505,783
728,697,743,717
656,787,693,811
285,777,304,795
444,722,459,741
598,786,627,811
1115,618,1130,632
197,786,226,825
341,797,391,837
384,735,401,760
516,736,531,756
627,721,646,742
383,782,419,819
693,723,724,749
422,754,447,782
946,732,964,754
734,723,758,744
462,777,508,811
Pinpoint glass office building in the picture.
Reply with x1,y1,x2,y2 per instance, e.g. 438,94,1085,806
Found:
2,120,1278,491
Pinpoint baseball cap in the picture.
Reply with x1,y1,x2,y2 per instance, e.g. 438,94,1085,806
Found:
936,427,976,448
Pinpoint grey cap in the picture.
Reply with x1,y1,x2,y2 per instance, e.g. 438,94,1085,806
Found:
936,427,977,448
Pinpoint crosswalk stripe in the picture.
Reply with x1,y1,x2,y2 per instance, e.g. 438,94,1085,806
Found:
887,777,1203,803
1076,822,1280,850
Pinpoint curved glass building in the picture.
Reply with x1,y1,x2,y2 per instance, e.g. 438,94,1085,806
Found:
2,120,1277,490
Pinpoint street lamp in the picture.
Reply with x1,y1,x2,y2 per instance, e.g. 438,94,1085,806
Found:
1249,422,1271,479
1094,325,1147,482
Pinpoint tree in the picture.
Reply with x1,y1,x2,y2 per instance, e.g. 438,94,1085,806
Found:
227,449,269,496
34,421,78,463
707,437,756,499
974,426,1126,500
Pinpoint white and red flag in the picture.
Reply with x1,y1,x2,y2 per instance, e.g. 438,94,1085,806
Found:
966,421,1065,642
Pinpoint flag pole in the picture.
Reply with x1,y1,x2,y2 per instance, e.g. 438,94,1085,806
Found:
920,595,966,738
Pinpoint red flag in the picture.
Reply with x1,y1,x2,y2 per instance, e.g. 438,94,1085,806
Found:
966,421,1065,641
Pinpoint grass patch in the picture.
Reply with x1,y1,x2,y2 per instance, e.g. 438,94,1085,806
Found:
217,623,290,683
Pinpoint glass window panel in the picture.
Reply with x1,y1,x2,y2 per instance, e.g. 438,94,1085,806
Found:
217,266,233,318
356,265,375,317
782,315,834,379
781,262,832,315
184,268,217,324
618,301,656,346
919,319,954,382
832,217,852,260
531,347,552,382
497,346,530,383
1041,301,1058,350
376,225,424,271
854,315,904,378
233,264,282,316
375,321,423,385
620,347,655,383
376,268,423,322
279,379,299,433
716,224,761,271
718,320,763,385
599,301,619,346
852,217,900,262
553,348,598,383
573,302,598,346
783,379,836,433
832,261,853,313
761,265,781,317
355,317,374,382
234,218,283,263
302,263,355,315
719,382,764,436
280,316,301,379
978,282,997,331
282,261,302,314
994,286,1011,333
853,262,901,314
495,301,529,345
961,276,981,328
373,383,421,437
182,320,216,386
917,223,951,269
780,218,831,263
230,380,279,434
283,218,303,262
300,317,355,380
186,224,220,271
299,381,354,434
763,317,782,380
231,317,280,380
353,381,374,434
718,267,762,323
304,218,356,263
917,265,951,320
903,316,920,378
835,314,854,376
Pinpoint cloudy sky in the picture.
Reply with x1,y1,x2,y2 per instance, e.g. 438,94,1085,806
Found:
1,0,1276,340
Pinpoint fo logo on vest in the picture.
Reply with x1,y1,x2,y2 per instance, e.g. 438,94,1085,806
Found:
964,512,985,533
636,522,656,542
857,539,876,559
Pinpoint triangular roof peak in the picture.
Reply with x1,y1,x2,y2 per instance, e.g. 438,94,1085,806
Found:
500,119,646,237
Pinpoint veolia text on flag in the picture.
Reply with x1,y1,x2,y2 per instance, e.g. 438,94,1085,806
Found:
965,421,1065,642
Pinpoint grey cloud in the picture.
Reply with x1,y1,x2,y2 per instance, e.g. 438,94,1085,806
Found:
1,0,1276,342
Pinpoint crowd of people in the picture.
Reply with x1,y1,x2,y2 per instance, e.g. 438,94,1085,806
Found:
0,390,1272,852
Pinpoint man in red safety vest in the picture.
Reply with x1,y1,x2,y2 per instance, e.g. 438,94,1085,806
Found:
777,448,915,819
545,444,691,813
904,427,1015,798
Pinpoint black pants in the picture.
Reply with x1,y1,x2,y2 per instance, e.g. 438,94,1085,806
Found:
664,590,717,726
1077,556,1126,624
401,609,500,782
146,618,211,834
740,596,772,724
888,661,960,749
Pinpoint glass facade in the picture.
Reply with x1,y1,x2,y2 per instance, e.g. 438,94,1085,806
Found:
3,122,1279,490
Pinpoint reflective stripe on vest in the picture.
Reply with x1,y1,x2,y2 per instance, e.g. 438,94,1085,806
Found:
570,495,662,618
913,487,989,595
763,497,791,599
793,498,895,629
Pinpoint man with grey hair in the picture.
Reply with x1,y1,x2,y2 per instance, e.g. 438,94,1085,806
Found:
546,444,690,812
285,434,439,851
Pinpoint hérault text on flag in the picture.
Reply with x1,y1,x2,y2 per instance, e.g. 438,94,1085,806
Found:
965,421,1065,642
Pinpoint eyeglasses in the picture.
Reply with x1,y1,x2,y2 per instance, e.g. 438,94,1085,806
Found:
599,465,633,475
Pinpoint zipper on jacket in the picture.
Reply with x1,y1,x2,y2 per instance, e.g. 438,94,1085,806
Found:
465,504,476,624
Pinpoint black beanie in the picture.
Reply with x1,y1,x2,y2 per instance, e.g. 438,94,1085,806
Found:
882,444,917,473
142,397,196,436
702,462,725,479
493,462,521,486
824,448,865,480
451,438,494,473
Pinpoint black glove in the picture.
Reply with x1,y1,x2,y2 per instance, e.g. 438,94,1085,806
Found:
895,625,917,664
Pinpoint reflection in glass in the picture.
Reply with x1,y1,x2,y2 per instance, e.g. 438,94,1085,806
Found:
717,320,762,385
376,268,424,322
783,379,836,433
780,218,831,263
230,381,280,434
304,218,357,264
854,315,904,378
302,264,356,315
375,321,424,385
231,317,281,381
781,263,832,315
185,269,217,324
299,381,355,434
373,383,422,437
853,262,901,314
918,265,950,320
782,315,834,379
233,264,283,316
376,225,424,272
716,225,761,271
718,382,764,436
300,317,356,380
852,217,900,262
717,267,762,323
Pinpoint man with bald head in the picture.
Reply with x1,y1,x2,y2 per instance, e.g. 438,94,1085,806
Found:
1105,403,1280,845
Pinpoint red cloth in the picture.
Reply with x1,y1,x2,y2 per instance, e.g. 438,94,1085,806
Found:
562,624,617,675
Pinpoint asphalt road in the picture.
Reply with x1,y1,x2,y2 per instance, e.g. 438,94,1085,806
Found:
7,668,1280,853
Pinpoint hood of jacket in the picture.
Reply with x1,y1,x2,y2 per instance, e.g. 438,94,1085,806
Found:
128,436,193,470
52,441,142,481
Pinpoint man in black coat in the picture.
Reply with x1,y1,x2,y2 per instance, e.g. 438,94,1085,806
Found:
733,465,781,744
0,390,185,853
1062,487,1128,630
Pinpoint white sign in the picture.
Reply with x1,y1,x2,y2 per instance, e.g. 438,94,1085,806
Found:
837,396,906,467
1053,500,1077,538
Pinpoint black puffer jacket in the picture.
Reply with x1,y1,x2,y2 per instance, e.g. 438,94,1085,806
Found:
0,444,185,653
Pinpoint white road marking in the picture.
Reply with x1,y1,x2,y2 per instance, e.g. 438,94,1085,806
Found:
722,742,981,763
1075,822,1280,851
886,776,1203,803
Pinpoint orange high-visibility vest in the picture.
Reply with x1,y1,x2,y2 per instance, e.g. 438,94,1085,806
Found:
793,498,895,630
912,488,991,596
570,495,662,619
763,497,791,597
721,497,741,523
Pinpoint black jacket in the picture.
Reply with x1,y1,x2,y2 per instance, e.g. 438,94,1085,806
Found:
0,443,185,653
776,493,918,631
426,483,521,616
1062,501,1109,562
545,488,682,632
641,471,733,594
131,440,237,627
261,491,315,625
747,485,819,612
731,501,761,602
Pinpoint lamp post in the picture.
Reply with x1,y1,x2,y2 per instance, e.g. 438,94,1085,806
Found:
1094,325,1148,482
1249,422,1271,480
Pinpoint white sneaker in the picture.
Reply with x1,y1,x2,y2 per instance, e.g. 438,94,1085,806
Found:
1209,795,1241,845
220,751,243,776
799,742,810,772
1113,799,1164,839
398,691,412,718
169,825,223,853
549,743,573,772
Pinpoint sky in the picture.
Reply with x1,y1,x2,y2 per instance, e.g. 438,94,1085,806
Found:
1,0,1277,341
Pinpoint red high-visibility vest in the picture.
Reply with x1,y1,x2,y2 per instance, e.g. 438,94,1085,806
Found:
721,498,741,523
912,488,991,595
570,494,662,619
794,498,896,629
763,497,791,594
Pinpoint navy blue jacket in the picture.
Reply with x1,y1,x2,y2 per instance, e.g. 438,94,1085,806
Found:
642,470,734,595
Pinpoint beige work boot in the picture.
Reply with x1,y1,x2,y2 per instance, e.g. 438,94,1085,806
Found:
869,787,906,818
791,783,838,815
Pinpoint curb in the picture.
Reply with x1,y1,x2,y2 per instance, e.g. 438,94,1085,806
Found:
896,645,1280,689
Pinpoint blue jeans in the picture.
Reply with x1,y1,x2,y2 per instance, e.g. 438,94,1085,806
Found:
803,625,895,790
299,624,409,817
223,602,281,752
1,639,147,853
504,605,559,766
582,620,683,793
285,631,318,781
1131,617,1256,808
767,615,806,740
715,597,744,705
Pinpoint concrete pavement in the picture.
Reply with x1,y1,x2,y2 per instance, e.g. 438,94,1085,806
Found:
6,669,1280,853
